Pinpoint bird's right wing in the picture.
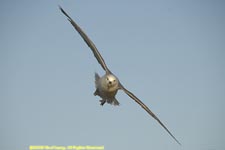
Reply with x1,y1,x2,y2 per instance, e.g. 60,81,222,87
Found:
120,84,181,145
59,6,110,72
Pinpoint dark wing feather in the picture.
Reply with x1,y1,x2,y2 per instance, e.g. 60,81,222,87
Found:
59,6,110,72
120,84,181,145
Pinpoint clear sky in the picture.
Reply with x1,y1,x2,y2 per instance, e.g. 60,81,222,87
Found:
1,0,225,150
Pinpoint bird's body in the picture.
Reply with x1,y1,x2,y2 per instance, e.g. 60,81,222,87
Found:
94,73,120,106
59,6,181,145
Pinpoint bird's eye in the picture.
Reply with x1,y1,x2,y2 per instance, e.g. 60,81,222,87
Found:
106,77,109,80
113,79,116,82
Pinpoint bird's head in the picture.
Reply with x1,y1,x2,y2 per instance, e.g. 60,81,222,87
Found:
104,74,119,91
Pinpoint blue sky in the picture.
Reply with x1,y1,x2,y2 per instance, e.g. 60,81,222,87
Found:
1,0,225,150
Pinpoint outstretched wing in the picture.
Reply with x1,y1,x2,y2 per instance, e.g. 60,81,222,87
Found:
120,84,181,145
59,6,110,72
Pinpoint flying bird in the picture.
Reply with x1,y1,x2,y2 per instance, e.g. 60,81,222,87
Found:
59,6,181,145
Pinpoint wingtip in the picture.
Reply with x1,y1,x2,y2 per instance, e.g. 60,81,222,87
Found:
173,137,182,146
58,5,65,14
58,5,72,22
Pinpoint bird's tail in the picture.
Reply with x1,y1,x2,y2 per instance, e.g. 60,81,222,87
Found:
107,98,120,106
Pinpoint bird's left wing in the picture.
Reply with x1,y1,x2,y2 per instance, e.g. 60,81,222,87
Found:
59,6,110,72
120,84,181,145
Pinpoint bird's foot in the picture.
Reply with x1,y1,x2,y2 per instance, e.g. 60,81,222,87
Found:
99,99,106,106
94,89,99,96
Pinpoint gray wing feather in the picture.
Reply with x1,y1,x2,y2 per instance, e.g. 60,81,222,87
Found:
120,84,181,145
59,6,110,72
